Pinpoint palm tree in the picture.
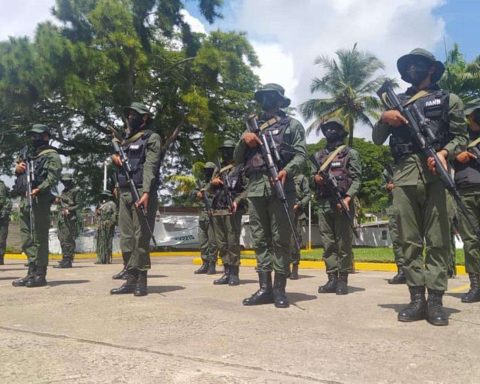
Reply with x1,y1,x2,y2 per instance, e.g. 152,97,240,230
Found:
440,43,480,104
300,44,387,146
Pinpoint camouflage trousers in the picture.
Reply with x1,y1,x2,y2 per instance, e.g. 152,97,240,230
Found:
57,216,77,260
96,224,115,264
198,218,218,264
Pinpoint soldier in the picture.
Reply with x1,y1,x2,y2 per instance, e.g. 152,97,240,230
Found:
194,162,218,275
383,167,406,284
209,139,246,286
234,83,307,308
313,119,362,295
290,173,310,280
453,101,480,302
54,174,81,269
12,124,62,287
373,48,467,326
95,190,117,264
0,179,12,265
110,102,161,297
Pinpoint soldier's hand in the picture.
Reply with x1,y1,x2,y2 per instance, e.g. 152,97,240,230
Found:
243,132,262,148
135,192,149,210
386,182,395,192
293,204,300,211
31,188,40,198
427,150,448,175
381,110,408,127
15,161,26,175
456,151,476,164
211,177,223,186
231,201,238,214
277,169,287,185
112,154,122,167
196,191,203,200
336,196,351,212
314,174,325,186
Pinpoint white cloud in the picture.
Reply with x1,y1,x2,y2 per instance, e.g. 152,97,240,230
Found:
180,9,207,34
0,0,56,41
231,0,446,141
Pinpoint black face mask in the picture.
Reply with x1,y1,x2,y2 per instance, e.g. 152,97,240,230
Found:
128,114,144,133
324,127,345,143
204,169,214,181
258,93,280,112
62,181,73,190
221,148,234,162
473,110,480,126
31,134,47,149
403,60,431,86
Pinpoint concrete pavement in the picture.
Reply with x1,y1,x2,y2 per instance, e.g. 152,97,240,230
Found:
0,257,479,384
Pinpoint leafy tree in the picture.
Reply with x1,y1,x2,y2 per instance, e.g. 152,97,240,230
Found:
300,44,387,146
0,0,259,205
440,43,480,104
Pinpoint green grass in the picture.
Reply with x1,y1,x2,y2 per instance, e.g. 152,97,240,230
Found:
243,247,465,265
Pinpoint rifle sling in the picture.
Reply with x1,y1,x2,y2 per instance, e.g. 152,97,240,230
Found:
319,145,346,172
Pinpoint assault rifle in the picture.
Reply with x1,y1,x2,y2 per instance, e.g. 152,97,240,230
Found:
19,146,36,238
213,158,235,212
110,135,158,247
310,155,359,239
245,114,301,249
377,80,480,239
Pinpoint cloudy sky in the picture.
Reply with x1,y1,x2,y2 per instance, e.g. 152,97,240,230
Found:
1,0,479,141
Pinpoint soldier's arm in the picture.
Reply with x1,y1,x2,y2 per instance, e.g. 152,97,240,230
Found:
67,189,82,212
142,133,162,193
372,120,391,145
443,93,468,160
346,149,362,197
299,176,311,209
37,152,62,192
283,119,307,178
233,134,248,165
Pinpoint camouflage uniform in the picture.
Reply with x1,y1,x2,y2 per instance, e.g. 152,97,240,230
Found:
12,124,62,288
54,174,81,268
96,191,117,264
290,174,310,279
0,180,12,265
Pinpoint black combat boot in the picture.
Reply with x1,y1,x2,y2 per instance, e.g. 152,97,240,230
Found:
134,270,148,297
398,286,426,322
54,258,72,269
206,261,217,275
110,269,137,295
388,267,406,284
290,264,299,280
336,272,349,295
112,265,128,280
462,273,480,303
243,272,274,305
318,273,337,293
213,264,230,285
426,289,448,326
194,261,209,274
26,266,47,288
273,273,289,308
12,264,36,287
0,254,4,265
228,265,240,286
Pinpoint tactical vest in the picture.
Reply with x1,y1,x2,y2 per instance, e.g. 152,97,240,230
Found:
117,131,152,189
455,135,480,188
244,116,294,176
389,89,451,162
14,147,56,194
314,146,352,199
212,164,245,210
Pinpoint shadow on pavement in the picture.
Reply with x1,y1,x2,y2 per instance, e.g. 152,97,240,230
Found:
48,279,90,287
148,285,186,294
378,303,461,315
445,292,466,299
349,286,366,293
148,275,167,279
0,276,18,280
289,292,317,303
0,267,29,271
